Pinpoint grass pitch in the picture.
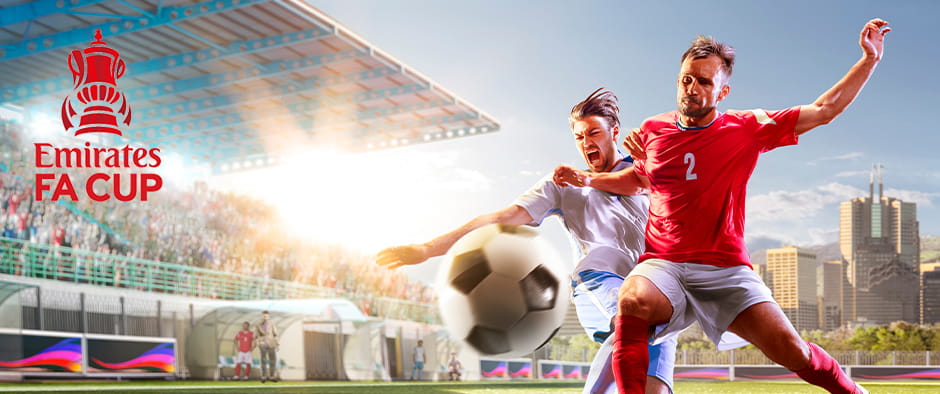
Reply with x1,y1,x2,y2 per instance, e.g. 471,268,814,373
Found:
0,380,938,393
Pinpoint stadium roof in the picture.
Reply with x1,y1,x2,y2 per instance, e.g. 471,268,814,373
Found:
0,0,500,173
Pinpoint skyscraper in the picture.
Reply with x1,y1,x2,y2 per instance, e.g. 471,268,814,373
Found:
766,246,819,331
839,165,920,326
922,267,940,324
818,261,843,331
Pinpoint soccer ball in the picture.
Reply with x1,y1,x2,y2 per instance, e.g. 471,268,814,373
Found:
437,224,570,358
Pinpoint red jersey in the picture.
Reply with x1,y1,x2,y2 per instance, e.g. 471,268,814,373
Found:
235,330,254,352
633,107,801,268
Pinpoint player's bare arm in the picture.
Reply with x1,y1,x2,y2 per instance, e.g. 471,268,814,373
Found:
552,164,649,195
795,18,890,135
376,205,534,269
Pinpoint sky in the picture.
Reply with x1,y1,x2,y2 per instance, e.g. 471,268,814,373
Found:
212,0,940,284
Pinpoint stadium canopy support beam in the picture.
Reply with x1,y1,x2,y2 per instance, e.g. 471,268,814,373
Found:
2,26,332,104
0,0,273,62
0,0,109,28
133,66,397,124
138,83,433,144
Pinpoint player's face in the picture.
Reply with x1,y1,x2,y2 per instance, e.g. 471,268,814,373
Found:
676,55,731,121
572,115,619,173
243,323,249,330
262,313,269,322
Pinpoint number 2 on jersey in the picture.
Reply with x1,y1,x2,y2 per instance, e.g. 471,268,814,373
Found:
684,152,698,181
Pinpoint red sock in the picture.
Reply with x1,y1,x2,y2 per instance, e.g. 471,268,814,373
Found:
245,364,251,377
794,341,859,394
612,314,650,393
235,364,241,377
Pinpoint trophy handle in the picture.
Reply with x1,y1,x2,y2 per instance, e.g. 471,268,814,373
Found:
67,50,85,87
115,58,125,79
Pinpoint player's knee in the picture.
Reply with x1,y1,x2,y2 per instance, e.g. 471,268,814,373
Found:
617,286,655,320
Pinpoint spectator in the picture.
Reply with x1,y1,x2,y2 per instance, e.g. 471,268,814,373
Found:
447,352,462,381
410,339,425,381
255,310,279,383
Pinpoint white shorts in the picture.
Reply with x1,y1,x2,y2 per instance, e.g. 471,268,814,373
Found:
235,351,253,365
627,259,776,351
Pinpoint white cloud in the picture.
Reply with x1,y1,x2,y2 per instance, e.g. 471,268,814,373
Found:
884,188,940,207
746,182,864,222
807,151,864,166
834,170,870,178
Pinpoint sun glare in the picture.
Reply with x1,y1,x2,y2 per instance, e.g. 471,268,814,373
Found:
209,148,456,253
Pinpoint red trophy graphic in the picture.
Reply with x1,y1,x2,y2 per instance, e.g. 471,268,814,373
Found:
61,29,131,136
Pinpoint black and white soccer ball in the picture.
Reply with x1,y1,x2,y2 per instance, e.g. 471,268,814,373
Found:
437,224,570,358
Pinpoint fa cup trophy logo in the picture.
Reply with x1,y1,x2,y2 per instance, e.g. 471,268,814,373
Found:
61,29,132,136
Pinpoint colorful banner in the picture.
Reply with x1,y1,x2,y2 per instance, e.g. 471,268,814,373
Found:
480,360,508,378
0,333,81,373
673,366,730,381
853,367,940,380
541,362,563,379
87,338,175,374
508,361,532,378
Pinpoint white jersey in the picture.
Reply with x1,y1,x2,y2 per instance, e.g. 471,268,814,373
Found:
414,346,425,362
513,158,648,279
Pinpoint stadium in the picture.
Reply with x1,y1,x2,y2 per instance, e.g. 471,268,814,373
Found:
1,0,939,393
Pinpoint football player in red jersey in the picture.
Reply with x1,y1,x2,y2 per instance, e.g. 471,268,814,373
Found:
554,18,889,394
233,321,255,380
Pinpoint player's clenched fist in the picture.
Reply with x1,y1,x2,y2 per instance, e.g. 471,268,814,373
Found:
622,128,646,161
553,165,590,187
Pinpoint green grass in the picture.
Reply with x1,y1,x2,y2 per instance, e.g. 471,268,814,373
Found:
0,380,938,393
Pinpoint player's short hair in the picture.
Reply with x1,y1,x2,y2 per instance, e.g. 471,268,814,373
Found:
569,88,620,130
262,310,269,314
243,321,250,325
681,35,736,81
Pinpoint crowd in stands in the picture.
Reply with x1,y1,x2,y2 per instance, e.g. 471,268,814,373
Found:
0,121,436,320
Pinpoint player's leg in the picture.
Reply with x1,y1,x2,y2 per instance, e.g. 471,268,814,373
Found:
728,302,862,394
646,334,677,394
685,265,863,394
244,360,251,380
575,270,674,394
235,362,242,379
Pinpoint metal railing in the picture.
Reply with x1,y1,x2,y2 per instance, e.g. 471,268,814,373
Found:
0,237,439,323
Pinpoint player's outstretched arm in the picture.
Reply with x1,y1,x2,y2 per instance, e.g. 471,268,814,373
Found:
552,164,649,195
795,18,890,136
376,205,534,269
